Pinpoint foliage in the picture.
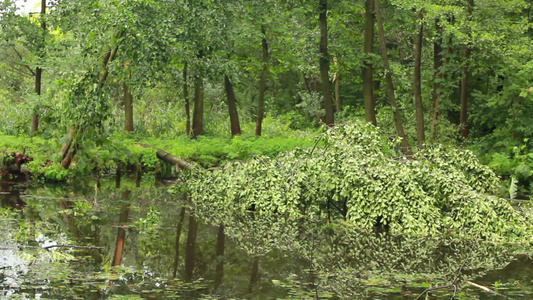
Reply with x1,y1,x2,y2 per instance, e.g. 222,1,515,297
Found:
187,121,532,240
475,138,533,198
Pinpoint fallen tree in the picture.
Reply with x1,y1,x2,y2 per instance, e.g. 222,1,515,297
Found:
139,143,195,170
185,121,533,241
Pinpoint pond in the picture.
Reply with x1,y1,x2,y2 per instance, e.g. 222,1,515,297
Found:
1,177,532,299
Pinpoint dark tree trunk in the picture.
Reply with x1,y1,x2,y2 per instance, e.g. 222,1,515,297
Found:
32,67,41,133
256,26,269,136
432,18,444,140
319,0,335,127
112,197,130,266
214,224,225,288
248,257,260,293
363,0,377,126
414,9,425,146
60,127,76,169
374,0,411,155
192,75,204,138
224,75,242,136
460,0,473,139
184,214,198,282
172,206,186,278
124,83,133,132
183,63,190,136
32,0,46,134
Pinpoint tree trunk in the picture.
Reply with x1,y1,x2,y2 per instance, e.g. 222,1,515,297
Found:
32,0,46,134
124,83,133,132
333,54,341,112
224,75,242,136
183,63,191,136
139,143,194,170
214,224,225,288
414,9,425,147
432,18,444,140
319,0,335,127
256,26,269,136
192,75,204,138
112,200,130,266
374,0,411,155
172,206,186,278
184,214,198,282
460,0,473,139
60,31,123,169
60,127,76,169
32,67,41,133
363,0,377,126
248,257,260,293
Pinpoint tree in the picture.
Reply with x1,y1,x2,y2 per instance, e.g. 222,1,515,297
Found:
224,74,241,136
363,0,377,126
319,0,335,127
413,8,425,146
32,0,46,134
374,0,411,154
432,18,444,140
256,26,270,136
460,0,473,139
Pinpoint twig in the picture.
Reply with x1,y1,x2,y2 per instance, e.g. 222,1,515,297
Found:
416,248,473,300
43,244,104,250
1,244,104,250
415,285,456,300
465,281,507,298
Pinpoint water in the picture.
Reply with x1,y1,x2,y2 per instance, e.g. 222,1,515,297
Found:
1,178,532,299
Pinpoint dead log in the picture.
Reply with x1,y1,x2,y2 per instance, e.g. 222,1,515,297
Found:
139,143,194,170
1,151,33,181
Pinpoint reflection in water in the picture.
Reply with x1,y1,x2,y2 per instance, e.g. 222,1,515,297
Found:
0,184,25,209
184,212,198,282
172,206,186,278
1,179,533,299
112,200,130,266
214,224,225,289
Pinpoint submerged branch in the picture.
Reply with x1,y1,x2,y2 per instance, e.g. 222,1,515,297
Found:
415,285,457,300
465,281,507,297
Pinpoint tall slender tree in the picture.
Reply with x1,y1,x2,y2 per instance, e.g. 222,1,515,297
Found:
413,8,425,146
256,26,269,136
432,18,444,140
192,73,204,138
224,74,242,136
460,0,473,139
183,63,191,136
32,0,46,134
363,0,377,126
374,0,411,155
123,62,133,132
319,0,334,127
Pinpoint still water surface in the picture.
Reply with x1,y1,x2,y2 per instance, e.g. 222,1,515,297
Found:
1,178,532,299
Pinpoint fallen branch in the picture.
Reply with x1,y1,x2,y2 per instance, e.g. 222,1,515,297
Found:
43,244,105,250
465,281,507,297
139,143,194,170
415,284,457,300
1,244,104,250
